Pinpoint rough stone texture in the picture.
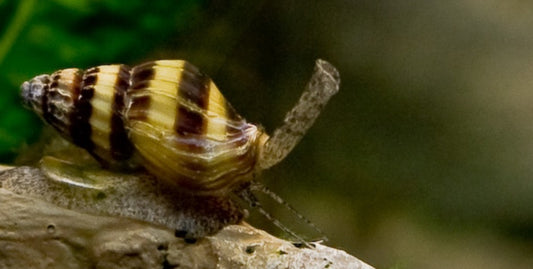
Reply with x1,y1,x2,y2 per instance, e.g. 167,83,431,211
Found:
1,161,243,240
0,165,373,268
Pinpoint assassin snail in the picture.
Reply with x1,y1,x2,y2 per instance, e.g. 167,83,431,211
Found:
21,59,340,196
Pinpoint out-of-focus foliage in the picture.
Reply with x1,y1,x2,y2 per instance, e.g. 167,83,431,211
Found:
0,0,203,160
2,1,533,268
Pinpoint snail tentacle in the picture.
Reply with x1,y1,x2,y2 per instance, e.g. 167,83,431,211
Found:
258,59,340,170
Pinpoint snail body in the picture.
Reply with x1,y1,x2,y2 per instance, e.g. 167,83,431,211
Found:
21,59,339,196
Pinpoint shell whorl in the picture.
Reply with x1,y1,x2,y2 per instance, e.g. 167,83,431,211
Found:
124,60,263,194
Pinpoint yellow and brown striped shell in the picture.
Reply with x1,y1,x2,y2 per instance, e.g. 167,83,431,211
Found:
21,60,266,195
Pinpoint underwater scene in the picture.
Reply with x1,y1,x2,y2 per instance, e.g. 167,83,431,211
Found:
1,1,533,268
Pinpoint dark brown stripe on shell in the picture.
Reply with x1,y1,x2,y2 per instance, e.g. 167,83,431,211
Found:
70,68,97,152
82,73,97,85
132,61,156,82
40,77,51,125
67,73,82,127
41,74,60,125
44,71,82,136
127,95,151,121
128,63,155,121
110,65,134,160
175,63,211,136
176,106,204,136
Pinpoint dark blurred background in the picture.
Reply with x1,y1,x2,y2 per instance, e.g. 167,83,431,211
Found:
2,0,533,268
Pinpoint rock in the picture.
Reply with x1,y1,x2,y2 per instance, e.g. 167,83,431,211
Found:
0,165,373,268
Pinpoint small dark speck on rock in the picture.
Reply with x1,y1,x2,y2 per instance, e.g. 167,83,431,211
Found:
293,242,305,248
174,229,197,244
162,259,174,269
174,230,187,238
245,245,256,254
324,258,333,268
184,238,197,244
95,192,106,200
125,252,140,257
47,224,56,234
157,244,168,251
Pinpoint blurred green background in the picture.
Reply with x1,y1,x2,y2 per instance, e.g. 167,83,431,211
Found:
2,0,533,268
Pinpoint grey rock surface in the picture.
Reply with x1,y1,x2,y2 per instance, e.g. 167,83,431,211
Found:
0,165,373,268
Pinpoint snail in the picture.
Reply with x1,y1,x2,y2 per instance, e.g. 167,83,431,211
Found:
20,59,340,241
21,59,340,196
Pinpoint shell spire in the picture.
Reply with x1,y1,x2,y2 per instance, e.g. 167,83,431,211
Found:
257,59,340,170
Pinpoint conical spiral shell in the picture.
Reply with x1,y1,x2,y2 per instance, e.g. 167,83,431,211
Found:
21,60,265,195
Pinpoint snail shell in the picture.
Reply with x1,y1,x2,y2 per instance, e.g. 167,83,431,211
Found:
21,60,266,195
